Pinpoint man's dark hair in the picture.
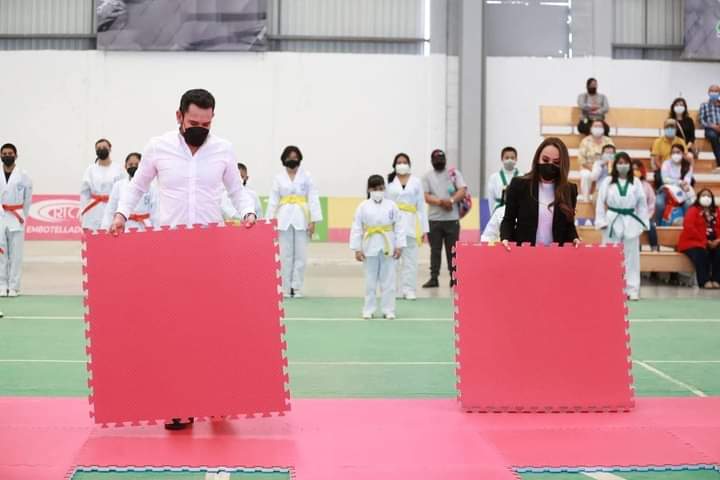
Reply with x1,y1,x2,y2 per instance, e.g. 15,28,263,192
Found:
179,89,216,113
1,143,17,155
237,162,247,171
501,146,517,158
601,144,616,153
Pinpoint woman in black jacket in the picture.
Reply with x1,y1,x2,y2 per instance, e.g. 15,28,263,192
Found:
500,137,580,249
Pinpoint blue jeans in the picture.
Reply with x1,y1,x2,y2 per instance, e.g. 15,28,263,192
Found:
706,128,720,166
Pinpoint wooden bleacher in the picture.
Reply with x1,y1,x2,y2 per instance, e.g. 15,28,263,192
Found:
542,105,716,275
541,106,711,152
576,225,694,273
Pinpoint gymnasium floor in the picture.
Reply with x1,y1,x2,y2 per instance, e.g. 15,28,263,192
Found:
2,242,720,479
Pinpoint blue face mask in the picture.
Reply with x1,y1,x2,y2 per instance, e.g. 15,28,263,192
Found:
664,128,676,138
711,92,720,101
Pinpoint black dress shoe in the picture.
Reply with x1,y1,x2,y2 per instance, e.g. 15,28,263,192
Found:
164,417,194,430
422,278,439,288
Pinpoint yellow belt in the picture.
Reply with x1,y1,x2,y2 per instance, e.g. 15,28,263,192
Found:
363,224,393,255
397,203,423,246
279,195,310,224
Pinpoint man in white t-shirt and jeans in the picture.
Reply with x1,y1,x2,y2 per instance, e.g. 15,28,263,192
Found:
422,149,467,288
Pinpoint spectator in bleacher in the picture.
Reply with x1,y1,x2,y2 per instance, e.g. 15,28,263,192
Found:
591,144,616,190
669,97,695,149
678,188,720,289
632,159,658,251
486,146,519,212
577,78,609,136
500,137,580,249
595,152,649,301
699,84,720,168
651,119,686,188
656,143,695,226
577,120,614,201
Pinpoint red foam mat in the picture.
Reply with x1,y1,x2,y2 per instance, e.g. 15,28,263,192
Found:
82,222,289,426
2,397,719,480
454,243,634,412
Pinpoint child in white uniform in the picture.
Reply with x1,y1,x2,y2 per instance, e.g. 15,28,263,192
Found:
385,153,429,300
102,153,158,231
80,138,124,230
486,147,519,213
0,143,32,297
595,152,649,301
267,146,322,298
350,175,406,319
221,162,263,221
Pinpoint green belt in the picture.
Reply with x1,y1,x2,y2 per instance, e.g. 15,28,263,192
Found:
608,207,647,238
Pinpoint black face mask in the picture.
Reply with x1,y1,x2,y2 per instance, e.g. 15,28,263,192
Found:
1,156,15,166
538,163,560,182
182,126,210,148
587,87,597,95
96,148,110,160
432,160,446,172
126,166,138,178
284,159,300,170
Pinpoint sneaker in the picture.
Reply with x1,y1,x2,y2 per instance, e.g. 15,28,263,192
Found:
628,294,639,301
164,417,194,430
712,282,720,289
0,290,7,298
7,290,18,298
405,291,417,300
422,278,439,288
384,313,396,320
362,313,373,320
293,291,304,299
283,293,292,299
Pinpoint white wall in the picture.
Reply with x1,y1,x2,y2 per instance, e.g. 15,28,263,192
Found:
485,56,720,178
1,51,447,196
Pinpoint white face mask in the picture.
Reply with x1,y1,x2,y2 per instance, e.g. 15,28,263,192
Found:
700,196,713,208
395,163,411,175
370,190,384,203
671,153,683,164
591,126,604,137
503,159,517,171
673,105,685,115
616,164,630,177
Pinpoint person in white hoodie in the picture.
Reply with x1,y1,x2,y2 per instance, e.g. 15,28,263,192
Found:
80,138,125,230
267,146,323,299
350,175,406,319
221,162,263,221
101,152,157,231
385,153,428,300
595,152,649,301
0,143,32,297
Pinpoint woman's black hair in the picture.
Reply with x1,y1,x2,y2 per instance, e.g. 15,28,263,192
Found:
601,144,616,153
367,174,385,199
281,145,303,165
125,152,141,164
669,97,689,120
388,152,411,183
694,188,717,210
610,152,634,185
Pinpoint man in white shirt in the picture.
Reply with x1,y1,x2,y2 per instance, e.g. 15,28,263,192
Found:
110,89,256,232
108,89,257,431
